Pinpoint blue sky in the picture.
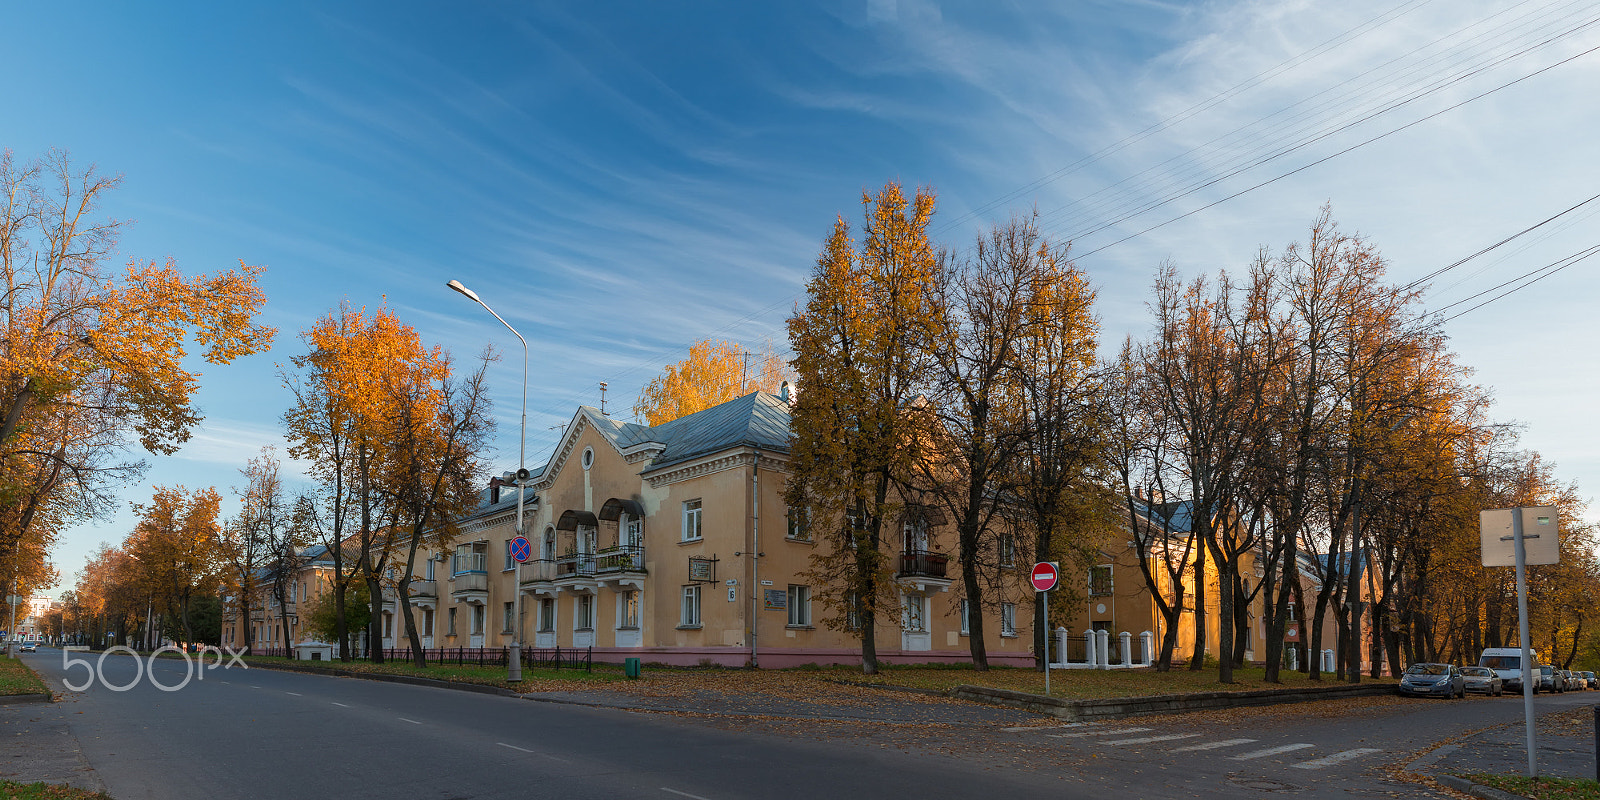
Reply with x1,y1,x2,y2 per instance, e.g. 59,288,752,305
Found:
7,1,1600,594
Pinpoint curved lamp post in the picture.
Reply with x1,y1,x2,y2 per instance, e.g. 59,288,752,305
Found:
447,279,528,682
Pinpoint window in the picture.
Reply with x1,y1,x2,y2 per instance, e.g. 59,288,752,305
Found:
1286,603,1298,622
1001,603,1017,637
959,598,971,635
538,598,556,632
845,592,862,631
422,608,434,637
471,605,485,635
787,585,811,627
1089,564,1113,596
786,506,811,541
503,602,515,633
618,590,639,629
903,594,927,633
577,525,597,556
541,527,556,560
903,520,929,553
581,446,594,470
576,595,595,631
680,585,702,627
454,542,488,574
999,535,1016,567
425,557,435,581
382,612,393,638
622,516,643,549
504,540,516,571
448,608,458,635
682,499,703,542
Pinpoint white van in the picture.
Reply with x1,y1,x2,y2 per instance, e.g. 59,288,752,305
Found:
1480,647,1541,693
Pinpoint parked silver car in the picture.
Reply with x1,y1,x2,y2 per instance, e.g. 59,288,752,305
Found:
1399,663,1466,699
1538,665,1567,693
1460,665,1503,696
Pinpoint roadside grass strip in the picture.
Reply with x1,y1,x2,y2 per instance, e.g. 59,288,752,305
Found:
1464,773,1600,800
0,780,113,799
0,656,49,696
1290,748,1382,770
1170,738,1257,752
1230,743,1316,760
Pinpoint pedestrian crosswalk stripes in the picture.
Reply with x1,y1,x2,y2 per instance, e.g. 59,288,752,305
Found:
1290,748,1383,769
1048,726,1152,738
1012,720,1385,771
1169,738,1257,752
1229,743,1317,760
1099,733,1203,746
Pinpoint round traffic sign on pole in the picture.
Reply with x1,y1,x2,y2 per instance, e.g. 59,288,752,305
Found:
1031,562,1059,592
510,536,532,563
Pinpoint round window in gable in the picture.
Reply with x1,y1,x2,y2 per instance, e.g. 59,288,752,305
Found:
581,446,594,470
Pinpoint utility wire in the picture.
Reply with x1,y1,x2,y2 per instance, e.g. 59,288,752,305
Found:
1070,40,1600,260
1434,244,1600,322
1403,192,1600,291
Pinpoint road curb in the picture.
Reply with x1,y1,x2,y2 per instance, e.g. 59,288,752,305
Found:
952,681,1397,721
235,659,516,697
1433,773,1532,800
0,692,52,705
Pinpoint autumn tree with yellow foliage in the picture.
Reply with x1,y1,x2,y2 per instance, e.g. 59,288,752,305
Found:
633,340,791,426
0,148,274,588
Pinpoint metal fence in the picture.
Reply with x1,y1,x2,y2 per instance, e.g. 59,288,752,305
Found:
240,644,594,672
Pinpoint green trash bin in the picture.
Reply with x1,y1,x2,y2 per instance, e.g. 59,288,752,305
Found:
624,657,641,679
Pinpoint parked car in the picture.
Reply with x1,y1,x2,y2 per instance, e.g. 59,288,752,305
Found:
1584,671,1597,689
1566,671,1588,691
1480,647,1540,693
1460,665,1503,696
1399,663,1466,699
1538,665,1566,693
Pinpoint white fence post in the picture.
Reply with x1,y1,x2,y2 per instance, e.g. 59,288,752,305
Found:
1095,629,1111,669
1084,628,1097,667
1140,630,1154,666
1055,626,1068,667
1322,649,1335,672
1119,631,1133,668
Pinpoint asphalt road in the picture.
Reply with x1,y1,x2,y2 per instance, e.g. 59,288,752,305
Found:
17,647,1084,800
9,646,1600,799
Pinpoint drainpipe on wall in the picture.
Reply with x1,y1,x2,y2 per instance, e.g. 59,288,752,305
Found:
749,446,761,668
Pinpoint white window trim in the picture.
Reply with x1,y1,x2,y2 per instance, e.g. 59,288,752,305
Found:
682,499,703,542
787,585,812,627
1001,602,1018,637
680,585,702,628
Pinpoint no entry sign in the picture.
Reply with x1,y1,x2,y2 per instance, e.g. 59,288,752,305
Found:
1030,562,1059,592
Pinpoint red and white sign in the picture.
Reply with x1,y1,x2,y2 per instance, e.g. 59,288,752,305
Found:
1030,562,1059,592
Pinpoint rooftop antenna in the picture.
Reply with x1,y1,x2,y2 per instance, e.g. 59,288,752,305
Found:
598,381,609,416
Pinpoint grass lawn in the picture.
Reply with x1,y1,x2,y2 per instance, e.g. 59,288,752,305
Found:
0,781,111,799
0,656,48,696
827,662,1397,700
1464,774,1600,799
237,655,629,691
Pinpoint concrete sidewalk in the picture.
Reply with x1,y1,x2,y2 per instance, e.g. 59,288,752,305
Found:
1409,704,1600,798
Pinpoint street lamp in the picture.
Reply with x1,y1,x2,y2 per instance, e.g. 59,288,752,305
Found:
447,279,529,682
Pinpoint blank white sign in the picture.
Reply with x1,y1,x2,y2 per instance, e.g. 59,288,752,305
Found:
1480,506,1559,567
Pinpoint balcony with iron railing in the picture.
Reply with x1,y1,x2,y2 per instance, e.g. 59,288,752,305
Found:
557,552,597,578
896,550,952,592
595,544,645,575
